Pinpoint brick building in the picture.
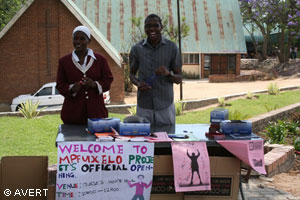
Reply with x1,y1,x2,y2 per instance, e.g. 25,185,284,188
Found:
0,0,124,111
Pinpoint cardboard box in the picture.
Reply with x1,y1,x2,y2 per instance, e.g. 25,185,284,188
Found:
151,155,183,200
0,156,48,200
184,157,241,200
47,185,56,200
151,155,241,200
47,164,57,200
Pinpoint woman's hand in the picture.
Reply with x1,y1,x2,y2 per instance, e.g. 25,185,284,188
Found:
81,77,97,89
70,81,82,94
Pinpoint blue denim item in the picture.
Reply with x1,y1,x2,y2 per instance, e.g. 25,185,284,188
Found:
145,74,157,86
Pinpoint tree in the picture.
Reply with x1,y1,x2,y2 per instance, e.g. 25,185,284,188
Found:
128,15,190,47
267,0,300,62
243,23,260,58
239,0,300,63
239,0,276,60
0,0,27,31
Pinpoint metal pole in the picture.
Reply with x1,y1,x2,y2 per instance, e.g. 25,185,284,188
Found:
177,0,183,100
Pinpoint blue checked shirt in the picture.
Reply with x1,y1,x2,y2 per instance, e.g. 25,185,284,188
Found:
129,36,182,110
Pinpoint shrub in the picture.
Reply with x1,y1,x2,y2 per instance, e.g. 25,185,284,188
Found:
284,120,300,136
182,71,199,79
267,83,280,95
127,106,137,115
175,101,186,116
265,120,288,144
246,91,254,99
264,104,279,112
19,100,45,119
229,110,250,120
218,97,226,107
124,63,133,92
294,137,300,151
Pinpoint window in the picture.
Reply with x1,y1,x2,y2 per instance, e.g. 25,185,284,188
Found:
37,87,52,96
228,55,236,70
183,54,189,63
182,54,200,64
55,88,60,95
204,55,211,70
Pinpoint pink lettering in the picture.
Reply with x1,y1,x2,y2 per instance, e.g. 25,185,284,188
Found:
141,146,147,154
133,145,140,153
80,144,87,152
117,145,124,154
73,144,79,152
59,144,72,154
56,184,63,190
103,145,115,153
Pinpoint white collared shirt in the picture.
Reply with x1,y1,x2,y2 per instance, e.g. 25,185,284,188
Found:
70,48,103,95
72,48,96,68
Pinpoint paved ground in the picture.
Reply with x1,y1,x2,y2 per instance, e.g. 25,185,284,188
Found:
125,76,300,104
238,177,300,200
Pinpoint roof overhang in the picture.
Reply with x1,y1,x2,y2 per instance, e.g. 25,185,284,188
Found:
61,0,122,67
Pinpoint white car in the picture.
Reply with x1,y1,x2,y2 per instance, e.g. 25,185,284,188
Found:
10,82,110,112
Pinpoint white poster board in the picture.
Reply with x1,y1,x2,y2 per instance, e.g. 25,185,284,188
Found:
56,142,154,200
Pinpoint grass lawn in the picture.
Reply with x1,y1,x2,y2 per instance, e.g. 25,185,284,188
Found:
0,89,299,165
0,113,125,165
177,90,300,124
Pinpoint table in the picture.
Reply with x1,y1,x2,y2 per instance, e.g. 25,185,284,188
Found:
55,124,262,200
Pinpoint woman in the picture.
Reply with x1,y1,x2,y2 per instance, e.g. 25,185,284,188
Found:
56,25,113,124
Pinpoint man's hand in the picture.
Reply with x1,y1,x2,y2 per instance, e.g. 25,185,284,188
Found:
137,82,152,91
155,66,171,76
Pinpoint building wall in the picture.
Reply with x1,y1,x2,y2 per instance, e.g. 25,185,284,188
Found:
201,54,205,79
0,0,124,108
0,0,42,104
236,54,241,75
182,64,200,75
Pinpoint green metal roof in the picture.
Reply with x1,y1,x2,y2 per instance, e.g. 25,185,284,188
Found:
71,0,246,53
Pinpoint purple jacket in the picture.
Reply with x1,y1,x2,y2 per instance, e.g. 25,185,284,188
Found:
56,53,113,124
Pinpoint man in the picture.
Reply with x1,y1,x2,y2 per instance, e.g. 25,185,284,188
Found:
129,14,182,127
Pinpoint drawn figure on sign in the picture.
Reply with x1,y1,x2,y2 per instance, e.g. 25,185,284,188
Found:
127,174,152,200
187,149,202,185
252,159,263,167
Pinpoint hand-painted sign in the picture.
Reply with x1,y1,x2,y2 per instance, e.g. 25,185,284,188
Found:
56,142,154,199
171,142,211,192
